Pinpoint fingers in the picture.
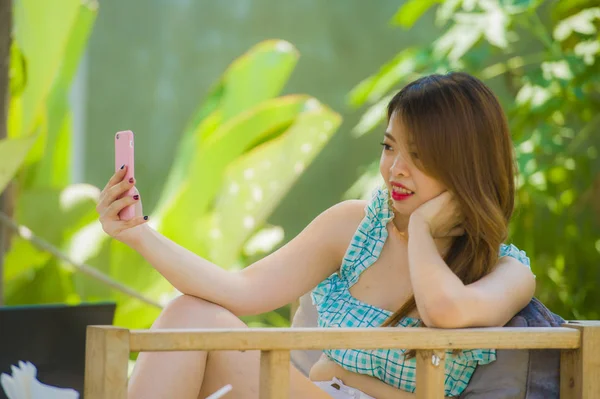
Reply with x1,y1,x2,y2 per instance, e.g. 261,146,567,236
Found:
97,176,136,214
131,187,144,218
103,193,140,219
435,191,453,203
101,214,148,239
102,165,127,192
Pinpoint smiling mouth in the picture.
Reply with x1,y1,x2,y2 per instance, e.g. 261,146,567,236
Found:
393,186,413,194
390,184,414,201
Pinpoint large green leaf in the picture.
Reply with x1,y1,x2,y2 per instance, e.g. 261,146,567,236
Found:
219,40,299,121
11,0,83,138
0,135,38,193
3,1,99,310
156,95,312,253
32,2,97,188
156,40,299,214
206,104,341,266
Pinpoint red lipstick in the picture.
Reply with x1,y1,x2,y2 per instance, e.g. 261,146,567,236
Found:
390,182,414,201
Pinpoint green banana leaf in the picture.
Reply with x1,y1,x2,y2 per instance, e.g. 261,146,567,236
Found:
207,104,341,266
11,0,83,139
157,95,312,252
157,40,299,212
32,2,97,188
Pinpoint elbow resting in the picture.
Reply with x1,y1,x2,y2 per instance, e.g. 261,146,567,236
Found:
420,291,468,329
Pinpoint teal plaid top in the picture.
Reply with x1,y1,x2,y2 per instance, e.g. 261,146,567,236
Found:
311,187,531,397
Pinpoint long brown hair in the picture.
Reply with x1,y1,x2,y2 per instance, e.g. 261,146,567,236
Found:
381,73,516,336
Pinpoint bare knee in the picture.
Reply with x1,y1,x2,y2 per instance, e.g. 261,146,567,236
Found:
153,295,246,329
163,294,222,315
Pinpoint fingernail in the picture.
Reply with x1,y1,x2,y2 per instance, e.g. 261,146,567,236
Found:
143,215,148,220
129,178,134,183
120,164,125,169
133,195,139,200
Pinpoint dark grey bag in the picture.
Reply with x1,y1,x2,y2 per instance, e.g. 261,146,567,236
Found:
460,298,564,399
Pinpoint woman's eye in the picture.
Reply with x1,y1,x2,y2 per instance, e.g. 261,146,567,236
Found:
380,142,392,151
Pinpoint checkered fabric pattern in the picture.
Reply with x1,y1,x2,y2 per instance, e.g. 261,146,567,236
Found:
311,187,532,397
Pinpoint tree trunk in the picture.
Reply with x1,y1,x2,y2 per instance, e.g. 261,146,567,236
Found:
0,0,13,306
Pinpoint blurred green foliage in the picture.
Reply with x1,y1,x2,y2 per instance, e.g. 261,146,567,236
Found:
347,0,600,320
3,2,340,329
4,0,99,309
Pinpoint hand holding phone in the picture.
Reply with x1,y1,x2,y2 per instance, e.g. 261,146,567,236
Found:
114,130,136,220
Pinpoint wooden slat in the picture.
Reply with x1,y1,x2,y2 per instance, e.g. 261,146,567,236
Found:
84,326,130,399
416,350,446,399
560,321,600,399
129,327,580,352
561,349,578,399
259,350,290,399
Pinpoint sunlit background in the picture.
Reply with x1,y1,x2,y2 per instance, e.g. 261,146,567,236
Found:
1,0,599,339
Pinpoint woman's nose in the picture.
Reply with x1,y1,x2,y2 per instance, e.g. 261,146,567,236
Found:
390,155,410,177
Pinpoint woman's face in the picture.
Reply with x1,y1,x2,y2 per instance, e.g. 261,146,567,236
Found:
379,114,446,216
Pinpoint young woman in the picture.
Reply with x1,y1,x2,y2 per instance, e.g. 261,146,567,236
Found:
96,72,536,399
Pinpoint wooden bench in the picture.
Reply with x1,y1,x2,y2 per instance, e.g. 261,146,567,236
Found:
84,321,599,398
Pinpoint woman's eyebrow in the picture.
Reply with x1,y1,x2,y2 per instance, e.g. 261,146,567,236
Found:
384,132,396,142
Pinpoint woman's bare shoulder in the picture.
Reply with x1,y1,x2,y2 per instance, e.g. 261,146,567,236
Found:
323,199,368,259
328,199,368,221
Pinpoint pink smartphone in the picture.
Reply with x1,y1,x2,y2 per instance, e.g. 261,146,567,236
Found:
115,130,136,220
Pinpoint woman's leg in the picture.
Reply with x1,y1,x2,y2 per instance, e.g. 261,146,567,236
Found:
128,295,332,399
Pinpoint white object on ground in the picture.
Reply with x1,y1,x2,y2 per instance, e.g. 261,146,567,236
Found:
0,361,79,399
205,384,233,399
